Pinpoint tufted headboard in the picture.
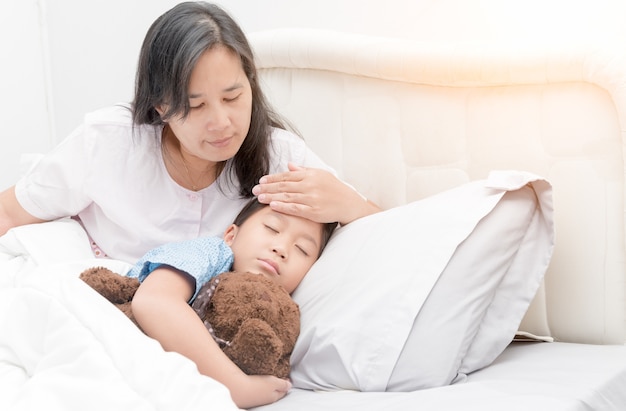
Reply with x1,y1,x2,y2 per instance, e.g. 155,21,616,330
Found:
250,28,626,345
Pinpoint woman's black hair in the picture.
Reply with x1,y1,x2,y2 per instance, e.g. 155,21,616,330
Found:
132,1,287,197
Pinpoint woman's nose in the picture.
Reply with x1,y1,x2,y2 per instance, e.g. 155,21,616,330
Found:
205,104,230,131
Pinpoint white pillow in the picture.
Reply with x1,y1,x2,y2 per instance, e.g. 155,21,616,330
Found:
289,171,554,392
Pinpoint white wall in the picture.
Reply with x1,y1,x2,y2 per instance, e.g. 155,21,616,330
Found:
41,0,626,141
0,0,53,190
2,0,625,190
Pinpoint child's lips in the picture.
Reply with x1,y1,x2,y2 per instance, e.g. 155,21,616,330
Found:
258,258,279,276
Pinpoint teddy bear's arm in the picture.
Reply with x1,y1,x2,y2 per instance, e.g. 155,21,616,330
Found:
79,267,140,304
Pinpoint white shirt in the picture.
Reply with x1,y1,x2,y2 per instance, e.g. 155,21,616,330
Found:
15,105,334,263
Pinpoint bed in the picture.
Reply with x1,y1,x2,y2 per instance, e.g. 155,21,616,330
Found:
247,28,626,410
2,25,626,411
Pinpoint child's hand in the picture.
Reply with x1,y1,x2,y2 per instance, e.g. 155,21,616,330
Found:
230,374,292,408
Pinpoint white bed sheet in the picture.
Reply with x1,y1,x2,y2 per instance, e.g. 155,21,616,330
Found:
252,342,626,411
3,209,624,411
0,218,240,411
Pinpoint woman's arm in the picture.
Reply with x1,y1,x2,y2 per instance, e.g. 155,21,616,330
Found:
0,186,46,236
131,267,291,409
252,163,381,225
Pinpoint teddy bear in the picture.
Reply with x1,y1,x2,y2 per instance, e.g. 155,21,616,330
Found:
79,267,300,379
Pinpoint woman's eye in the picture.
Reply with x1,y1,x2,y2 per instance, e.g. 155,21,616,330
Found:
264,224,279,233
190,103,204,110
224,94,241,103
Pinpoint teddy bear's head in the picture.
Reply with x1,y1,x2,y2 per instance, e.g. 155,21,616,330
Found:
192,271,300,379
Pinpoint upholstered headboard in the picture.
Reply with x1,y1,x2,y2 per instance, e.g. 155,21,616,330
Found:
250,28,626,345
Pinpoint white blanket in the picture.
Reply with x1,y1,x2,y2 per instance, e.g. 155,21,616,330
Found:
0,219,240,411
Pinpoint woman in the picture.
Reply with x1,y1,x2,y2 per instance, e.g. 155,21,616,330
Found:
0,2,378,408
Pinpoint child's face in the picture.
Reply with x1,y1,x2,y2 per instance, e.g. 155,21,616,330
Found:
223,207,324,294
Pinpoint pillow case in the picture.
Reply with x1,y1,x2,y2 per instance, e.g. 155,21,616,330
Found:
289,170,554,392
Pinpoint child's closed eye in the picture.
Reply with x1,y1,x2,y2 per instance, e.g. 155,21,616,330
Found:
295,244,311,257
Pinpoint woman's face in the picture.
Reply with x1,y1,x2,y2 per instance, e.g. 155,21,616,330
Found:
160,46,253,166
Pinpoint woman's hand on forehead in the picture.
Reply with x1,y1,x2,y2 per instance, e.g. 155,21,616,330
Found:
252,163,372,225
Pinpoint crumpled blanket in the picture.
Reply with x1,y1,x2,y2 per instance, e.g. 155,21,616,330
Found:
0,218,240,411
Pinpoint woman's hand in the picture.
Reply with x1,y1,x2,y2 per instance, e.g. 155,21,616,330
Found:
252,163,380,225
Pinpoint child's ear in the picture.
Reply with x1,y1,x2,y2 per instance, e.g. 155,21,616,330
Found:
223,224,238,246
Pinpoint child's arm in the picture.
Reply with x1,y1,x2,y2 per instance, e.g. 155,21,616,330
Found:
131,266,292,409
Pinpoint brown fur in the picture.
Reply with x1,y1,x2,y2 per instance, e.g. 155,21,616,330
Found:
79,267,299,378
79,267,140,325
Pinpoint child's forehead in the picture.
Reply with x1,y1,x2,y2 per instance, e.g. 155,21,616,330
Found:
260,208,319,227
252,207,323,239
253,206,294,221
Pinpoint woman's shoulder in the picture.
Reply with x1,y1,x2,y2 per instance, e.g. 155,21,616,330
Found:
268,127,306,154
77,104,161,150
267,126,334,172
269,126,306,144
83,103,134,126
82,104,158,135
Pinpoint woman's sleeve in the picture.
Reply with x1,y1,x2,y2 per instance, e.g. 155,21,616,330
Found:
14,124,93,220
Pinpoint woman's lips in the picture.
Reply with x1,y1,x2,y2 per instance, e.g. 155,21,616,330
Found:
209,137,232,148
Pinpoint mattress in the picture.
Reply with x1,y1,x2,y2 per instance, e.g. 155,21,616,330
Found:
252,342,626,411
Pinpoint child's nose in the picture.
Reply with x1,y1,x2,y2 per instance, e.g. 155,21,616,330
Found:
272,245,287,259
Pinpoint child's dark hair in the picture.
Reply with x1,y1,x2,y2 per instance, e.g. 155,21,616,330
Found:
233,198,338,257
